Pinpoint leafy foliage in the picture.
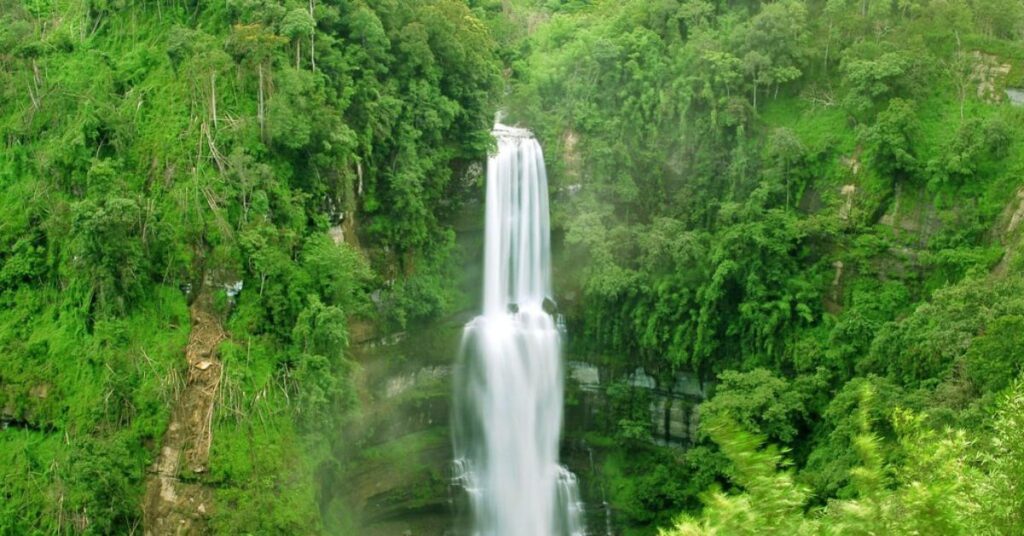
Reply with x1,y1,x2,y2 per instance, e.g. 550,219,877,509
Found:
504,0,1024,532
0,0,500,532
3,0,1024,533
662,379,1024,535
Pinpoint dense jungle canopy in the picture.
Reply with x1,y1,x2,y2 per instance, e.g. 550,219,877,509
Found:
2,0,1024,534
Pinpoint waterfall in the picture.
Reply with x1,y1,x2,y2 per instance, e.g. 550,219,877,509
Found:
452,124,585,536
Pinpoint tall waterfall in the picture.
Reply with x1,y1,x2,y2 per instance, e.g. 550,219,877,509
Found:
452,124,585,536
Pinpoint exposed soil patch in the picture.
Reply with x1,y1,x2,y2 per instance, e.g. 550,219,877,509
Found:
143,289,226,535
993,187,1024,277
971,51,1012,103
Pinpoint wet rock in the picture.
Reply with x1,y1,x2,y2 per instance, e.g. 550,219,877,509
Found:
567,362,600,393
1007,88,1024,106
542,297,558,315
385,366,450,399
329,225,345,245
627,367,657,390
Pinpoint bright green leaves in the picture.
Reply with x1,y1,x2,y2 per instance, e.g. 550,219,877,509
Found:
316,0,500,254
60,435,144,533
742,0,809,110
281,7,315,41
0,1,500,533
566,192,821,375
343,5,390,63
862,97,920,183
607,379,656,444
824,281,911,375
301,234,372,314
701,369,810,444
167,26,233,126
666,378,1024,535
665,417,814,536
761,127,811,208
67,197,149,316
268,67,319,149
0,182,48,289
841,49,915,117
979,379,1024,534
963,315,1024,393
928,116,1014,189
292,296,347,360
0,236,46,287
863,275,1024,386
504,2,1024,534
290,295,356,430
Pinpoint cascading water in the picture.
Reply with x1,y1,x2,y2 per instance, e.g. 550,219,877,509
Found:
452,124,585,536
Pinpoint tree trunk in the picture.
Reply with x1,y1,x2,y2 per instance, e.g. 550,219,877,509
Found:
824,21,832,72
210,72,217,128
258,63,266,141
310,0,316,71
357,161,364,197
786,168,790,207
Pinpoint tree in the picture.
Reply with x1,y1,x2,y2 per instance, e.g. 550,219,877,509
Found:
963,316,1024,393
929,117,1012,189
168,28,232,129
290,296,354,430
68,196,150,316
841,49,914,117
863,98,919,185
663,380,1024,535
740,0,809,109
281,8,315,69
762,127,807,208
701,369,808,444
227,23,287,140
972,0,1024,38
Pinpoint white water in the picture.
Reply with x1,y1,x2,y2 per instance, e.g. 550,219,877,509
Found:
453,124,585,535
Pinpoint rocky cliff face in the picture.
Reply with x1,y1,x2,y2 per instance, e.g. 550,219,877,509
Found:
324,326,715,534
323,319,464,535
567,362,711,447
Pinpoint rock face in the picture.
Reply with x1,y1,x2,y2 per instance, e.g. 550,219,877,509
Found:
568,363,711,447
993,188,1024,276
324,317,466,536
971,51,1012,103
568,362,601,392
1007,88,1024,106
318,193,487,535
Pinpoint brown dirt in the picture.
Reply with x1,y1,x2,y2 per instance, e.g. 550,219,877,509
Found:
143,290,225,535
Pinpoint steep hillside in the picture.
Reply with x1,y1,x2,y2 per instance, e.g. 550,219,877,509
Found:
499,0,1024,533
0,1,499,533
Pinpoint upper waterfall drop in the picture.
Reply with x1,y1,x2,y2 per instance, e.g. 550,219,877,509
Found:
483,124,553,316
452,124,585,535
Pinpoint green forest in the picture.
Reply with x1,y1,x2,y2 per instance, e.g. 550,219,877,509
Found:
1,0,1023,534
